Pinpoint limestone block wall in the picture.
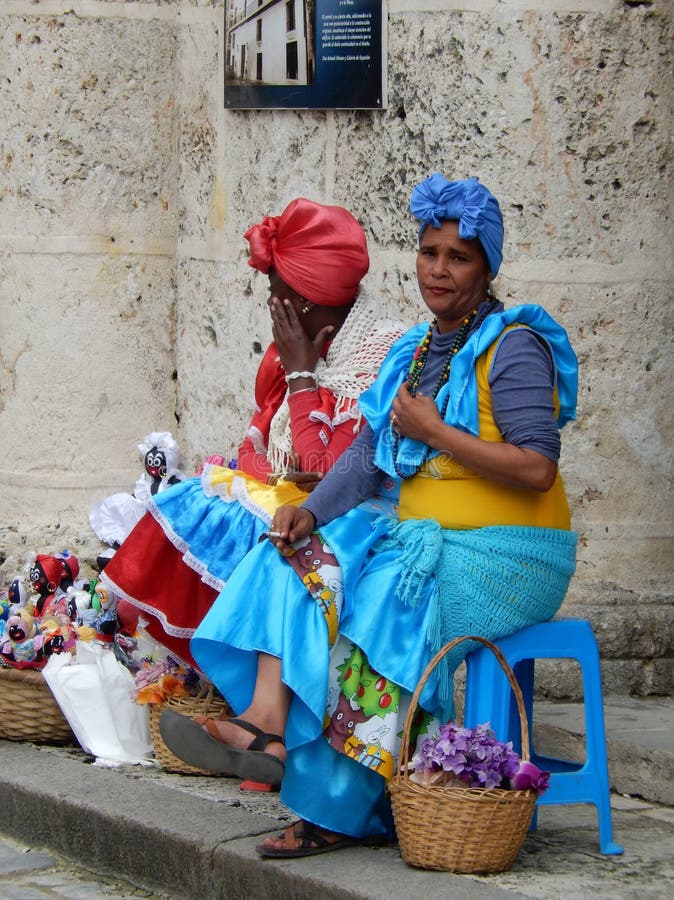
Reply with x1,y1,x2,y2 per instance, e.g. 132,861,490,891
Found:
0,0,671,695
0,3,180,536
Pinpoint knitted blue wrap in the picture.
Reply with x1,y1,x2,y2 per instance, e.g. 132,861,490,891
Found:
358,304,578,480
375,517,578,719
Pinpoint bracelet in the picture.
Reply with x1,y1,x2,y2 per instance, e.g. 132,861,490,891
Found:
285,371,317,384
286,387,315,396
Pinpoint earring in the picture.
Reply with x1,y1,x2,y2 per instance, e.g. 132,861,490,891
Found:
301,300,313,315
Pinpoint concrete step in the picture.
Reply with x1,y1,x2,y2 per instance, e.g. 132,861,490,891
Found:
0,695,672,899
534,695,674,806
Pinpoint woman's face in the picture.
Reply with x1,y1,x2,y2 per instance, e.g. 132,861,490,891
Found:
267,268,351,342
268,269,304,310
416,220,493,333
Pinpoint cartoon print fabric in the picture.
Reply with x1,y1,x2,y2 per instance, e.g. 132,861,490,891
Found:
285,531,429,782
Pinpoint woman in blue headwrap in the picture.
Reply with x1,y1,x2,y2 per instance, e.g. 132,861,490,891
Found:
160,174,579,857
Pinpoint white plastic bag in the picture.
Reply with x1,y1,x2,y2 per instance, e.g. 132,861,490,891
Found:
43,642,153,766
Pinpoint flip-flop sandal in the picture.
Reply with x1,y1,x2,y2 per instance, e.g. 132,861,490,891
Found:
159,711,285,783
256,821,385,859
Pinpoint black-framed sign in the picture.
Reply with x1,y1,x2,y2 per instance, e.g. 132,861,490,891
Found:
224,0,386,109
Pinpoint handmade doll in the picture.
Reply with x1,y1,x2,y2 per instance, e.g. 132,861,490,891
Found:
89,432,185,549
28,553,78,619
39,620,76,657
134,432,184,501
66,584,99,628
7,576,32,614
1,612,44,664
90,580,120,643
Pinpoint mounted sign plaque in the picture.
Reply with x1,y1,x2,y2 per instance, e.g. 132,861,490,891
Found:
224,0,387,110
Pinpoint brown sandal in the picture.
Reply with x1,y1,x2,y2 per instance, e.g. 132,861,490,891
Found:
256,820,387,858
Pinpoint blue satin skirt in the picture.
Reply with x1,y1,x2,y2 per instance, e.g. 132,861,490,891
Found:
190,507,445,839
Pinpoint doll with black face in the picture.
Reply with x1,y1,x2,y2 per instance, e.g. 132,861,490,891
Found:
144,446,181,496
28,553,78,616
42,631,65,656
29,558,58,614
1,613,44,665
8,577,29,609
58,553,79,591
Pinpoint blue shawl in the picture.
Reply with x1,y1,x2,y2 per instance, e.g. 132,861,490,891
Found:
358,305,578,479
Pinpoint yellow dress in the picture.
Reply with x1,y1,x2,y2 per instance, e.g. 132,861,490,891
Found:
398,326,571,530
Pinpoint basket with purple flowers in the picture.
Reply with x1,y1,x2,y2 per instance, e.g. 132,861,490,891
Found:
389,635,550,874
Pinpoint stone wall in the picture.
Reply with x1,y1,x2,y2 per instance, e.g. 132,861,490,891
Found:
0,0,671,696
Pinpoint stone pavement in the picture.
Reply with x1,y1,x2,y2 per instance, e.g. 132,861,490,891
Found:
0,832,159,899
0,695,672,900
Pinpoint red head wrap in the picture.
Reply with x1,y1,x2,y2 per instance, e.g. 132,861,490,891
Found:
244,198,369,306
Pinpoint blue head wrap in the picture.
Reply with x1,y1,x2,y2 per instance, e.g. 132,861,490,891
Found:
410,173,504,276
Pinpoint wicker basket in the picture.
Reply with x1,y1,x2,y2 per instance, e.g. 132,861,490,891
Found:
148,684,231,775
389,635,537,874
0,664,75,745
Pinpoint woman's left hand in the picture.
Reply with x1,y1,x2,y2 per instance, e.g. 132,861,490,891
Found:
283,471,324,493
390,383,443,443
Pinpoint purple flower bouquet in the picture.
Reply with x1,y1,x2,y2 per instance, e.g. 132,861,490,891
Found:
408,722,550,794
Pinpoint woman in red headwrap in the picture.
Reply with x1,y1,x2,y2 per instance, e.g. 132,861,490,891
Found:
100,199,402,669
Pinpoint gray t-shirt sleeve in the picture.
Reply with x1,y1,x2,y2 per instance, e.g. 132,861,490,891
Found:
302,423,386,527
489,328,561,462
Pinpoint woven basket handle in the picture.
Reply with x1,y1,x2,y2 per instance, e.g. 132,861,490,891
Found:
395,635,531,785
196,682,215,702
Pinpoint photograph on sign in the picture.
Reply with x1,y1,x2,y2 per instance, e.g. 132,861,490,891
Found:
224,0,386,110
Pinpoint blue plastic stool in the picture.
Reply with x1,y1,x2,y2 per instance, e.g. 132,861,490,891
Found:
464,619,624,855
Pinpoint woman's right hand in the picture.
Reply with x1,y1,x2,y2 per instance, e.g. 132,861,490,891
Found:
269,297,333,375
269,505,316,554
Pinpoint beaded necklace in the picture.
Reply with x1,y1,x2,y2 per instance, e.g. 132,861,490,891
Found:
392,299,498,479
